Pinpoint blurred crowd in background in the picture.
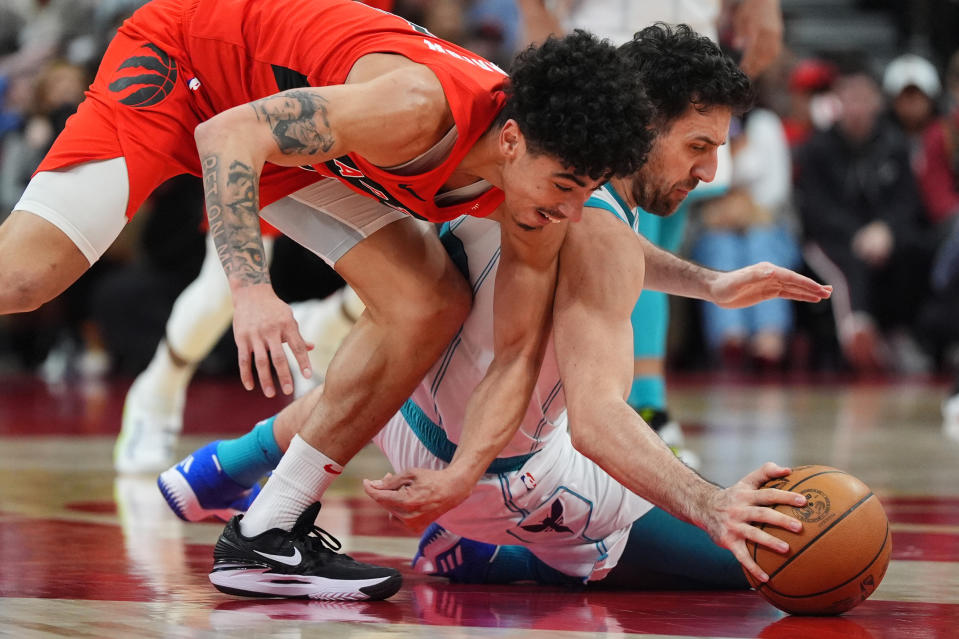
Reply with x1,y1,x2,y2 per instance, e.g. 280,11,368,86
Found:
2,0,959,383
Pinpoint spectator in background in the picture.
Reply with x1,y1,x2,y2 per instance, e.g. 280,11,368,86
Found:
780,57,839,150
0,59,113,378
883,53,941,168
916,50,959,435
0,1,99,77
463,0,520,69
917,50,959,230
692,108,800,371
796,61,933,375
0,61,88,210
0,73,34,213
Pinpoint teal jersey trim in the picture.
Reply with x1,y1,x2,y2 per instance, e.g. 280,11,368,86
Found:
439,221,470,281
586,183,637,229
400,400,537,474
586,184,633,227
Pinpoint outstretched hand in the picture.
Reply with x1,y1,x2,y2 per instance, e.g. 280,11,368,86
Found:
231,283,313,397
708,262,832,309
363,468,473,532
699,462,807,584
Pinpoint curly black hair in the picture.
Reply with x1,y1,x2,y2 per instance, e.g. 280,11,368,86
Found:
619,23,754,129
499,30,653,180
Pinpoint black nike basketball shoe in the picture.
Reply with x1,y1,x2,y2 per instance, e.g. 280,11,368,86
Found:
209,502,402,600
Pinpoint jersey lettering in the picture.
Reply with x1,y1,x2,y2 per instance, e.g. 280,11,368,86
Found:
332,158,365,178
422,39,506,76
321,155,425,219
358,179,388,201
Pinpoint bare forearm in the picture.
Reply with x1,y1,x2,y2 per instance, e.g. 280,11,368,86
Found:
639,234,718,300
200,150,270,291
447,356,540,485
448,212,563,485
570,398,719,528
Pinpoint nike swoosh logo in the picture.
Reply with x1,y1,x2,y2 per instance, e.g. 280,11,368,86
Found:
254,547,302,566
324,464,342,475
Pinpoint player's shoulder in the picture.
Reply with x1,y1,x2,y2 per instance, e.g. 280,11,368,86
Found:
350,55,451,141
585,183,637,230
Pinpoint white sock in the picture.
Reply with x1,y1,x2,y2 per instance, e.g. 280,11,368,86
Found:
239,434,344,537
133,340,195,413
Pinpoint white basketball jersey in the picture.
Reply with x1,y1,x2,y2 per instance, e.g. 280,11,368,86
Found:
405,184,635,464
406,217,567,462
381,188,653,579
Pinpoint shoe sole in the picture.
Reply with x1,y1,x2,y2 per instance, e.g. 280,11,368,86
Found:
158,467,237,522
209,568,402,601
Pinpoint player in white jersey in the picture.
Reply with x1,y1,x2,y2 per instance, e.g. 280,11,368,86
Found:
159,24,831,590
517,0,784,467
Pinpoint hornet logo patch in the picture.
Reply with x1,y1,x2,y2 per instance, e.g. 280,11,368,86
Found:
520,499,573,534
108,43,178,108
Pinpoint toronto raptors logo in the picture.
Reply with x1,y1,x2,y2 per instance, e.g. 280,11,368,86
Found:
792,488,831,523
108,43,178,108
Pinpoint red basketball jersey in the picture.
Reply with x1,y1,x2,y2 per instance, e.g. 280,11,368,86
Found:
119,0,508,222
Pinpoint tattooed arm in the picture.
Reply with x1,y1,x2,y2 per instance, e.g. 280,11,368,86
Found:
193,62,450,396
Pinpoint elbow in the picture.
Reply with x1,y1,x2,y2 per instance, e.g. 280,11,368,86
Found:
568,428,593,459
194,116,216,148
566,406,600,460
194,114,228,150
194,108,247,150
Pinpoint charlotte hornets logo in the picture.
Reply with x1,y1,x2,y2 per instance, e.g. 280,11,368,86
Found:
520,499,573,534
109,43,178,108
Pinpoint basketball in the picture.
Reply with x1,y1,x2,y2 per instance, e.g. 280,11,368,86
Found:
745,465,892,615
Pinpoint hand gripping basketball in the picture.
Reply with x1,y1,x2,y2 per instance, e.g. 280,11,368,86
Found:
701,462,808,585
744,465,892,615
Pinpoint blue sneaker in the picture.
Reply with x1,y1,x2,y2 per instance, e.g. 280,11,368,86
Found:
157,441,261,522
412,523,496,584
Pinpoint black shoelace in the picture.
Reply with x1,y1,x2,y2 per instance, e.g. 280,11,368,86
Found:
301,524,345,556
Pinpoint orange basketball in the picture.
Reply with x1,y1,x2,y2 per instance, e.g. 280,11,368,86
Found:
744,465,892,615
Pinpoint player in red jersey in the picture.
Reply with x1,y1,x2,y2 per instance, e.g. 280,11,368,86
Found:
113,0,395,476
0,0,651,599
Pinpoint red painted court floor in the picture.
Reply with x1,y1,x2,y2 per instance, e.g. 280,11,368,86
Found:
1,375,957,638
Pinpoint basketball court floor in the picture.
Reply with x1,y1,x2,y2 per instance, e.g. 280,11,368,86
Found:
1,373,957,638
